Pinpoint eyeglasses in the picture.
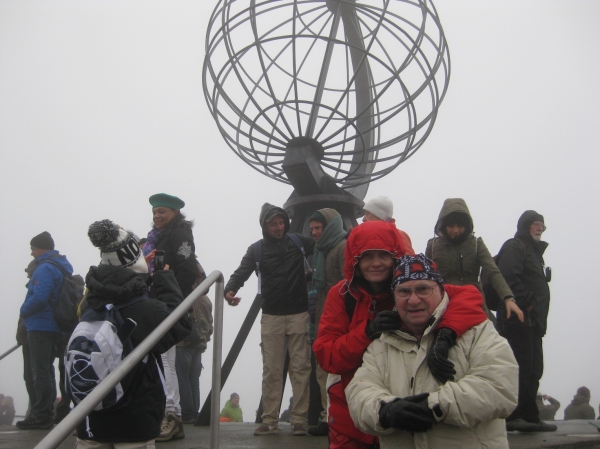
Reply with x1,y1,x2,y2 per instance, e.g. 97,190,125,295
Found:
531,221,547,231
394,285,437,300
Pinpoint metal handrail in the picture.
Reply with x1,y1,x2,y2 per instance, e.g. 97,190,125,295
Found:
0,344,21,361
35,270,224,449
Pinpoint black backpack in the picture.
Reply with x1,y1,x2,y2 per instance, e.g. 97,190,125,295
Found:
39,259,83,334
481,238,524,312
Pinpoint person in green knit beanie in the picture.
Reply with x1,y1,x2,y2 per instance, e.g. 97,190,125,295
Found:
220,393,243,422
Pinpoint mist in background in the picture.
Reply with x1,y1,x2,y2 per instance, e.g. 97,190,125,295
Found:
1,0,599,422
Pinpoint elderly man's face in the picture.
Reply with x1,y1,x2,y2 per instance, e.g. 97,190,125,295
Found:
529,221,545,241
394,280,444,336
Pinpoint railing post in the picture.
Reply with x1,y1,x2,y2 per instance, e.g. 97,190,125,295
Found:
210,277,224,449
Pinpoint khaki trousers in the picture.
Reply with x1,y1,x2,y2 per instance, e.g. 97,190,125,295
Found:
260,312,311,426
315,362,329,421
74,438,155,449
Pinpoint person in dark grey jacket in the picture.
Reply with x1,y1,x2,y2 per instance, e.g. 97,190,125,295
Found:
497,211,553,432
225,203,315,436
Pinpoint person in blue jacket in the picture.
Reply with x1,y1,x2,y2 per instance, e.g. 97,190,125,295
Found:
17,231,73,430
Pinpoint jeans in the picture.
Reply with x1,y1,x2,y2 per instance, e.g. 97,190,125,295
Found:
175,346,202,422
28,331,61,422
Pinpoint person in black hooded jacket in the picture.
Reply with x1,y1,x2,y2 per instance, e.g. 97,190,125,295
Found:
74,220,191,447
497,210,553,433
224,203,315,436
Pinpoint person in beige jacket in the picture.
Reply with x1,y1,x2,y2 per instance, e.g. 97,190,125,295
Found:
346,254,518,449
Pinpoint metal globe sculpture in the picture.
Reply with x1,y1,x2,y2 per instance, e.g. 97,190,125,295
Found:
203,0,450,226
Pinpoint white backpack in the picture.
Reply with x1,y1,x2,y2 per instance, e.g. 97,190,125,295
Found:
64,297,148,411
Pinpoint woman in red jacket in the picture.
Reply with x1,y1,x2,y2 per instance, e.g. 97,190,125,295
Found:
313,221,488,449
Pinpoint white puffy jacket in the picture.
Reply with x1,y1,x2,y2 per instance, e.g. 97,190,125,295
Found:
346,292,518,449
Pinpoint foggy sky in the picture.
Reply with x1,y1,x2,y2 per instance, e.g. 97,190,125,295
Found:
1,0,599,423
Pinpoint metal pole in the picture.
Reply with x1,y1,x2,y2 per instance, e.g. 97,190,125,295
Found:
210,276,224,449
0,344,21,362
34,270,224,449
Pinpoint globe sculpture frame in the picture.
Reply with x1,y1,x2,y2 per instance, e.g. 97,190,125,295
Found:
204,0,450,231
199,0,451,425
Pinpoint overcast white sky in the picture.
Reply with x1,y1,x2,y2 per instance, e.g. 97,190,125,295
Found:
1,0,599,423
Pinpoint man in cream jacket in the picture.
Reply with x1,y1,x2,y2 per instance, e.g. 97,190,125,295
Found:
346,254,518,449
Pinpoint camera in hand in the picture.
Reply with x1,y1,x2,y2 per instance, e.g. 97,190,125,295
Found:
154,250,166,271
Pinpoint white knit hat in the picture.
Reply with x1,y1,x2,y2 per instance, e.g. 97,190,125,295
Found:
364,196,394,222
88,220,149,274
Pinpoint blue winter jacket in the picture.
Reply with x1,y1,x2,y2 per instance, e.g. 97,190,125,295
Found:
20,250,73,333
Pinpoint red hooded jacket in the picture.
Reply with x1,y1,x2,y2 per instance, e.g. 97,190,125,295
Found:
313,221,487,444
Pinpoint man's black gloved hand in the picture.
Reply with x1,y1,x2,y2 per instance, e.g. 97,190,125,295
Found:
366,311,401,340
427,327,457,383
378,393,434,432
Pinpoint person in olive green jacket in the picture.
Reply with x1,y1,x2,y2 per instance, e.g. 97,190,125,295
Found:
426,198,523,323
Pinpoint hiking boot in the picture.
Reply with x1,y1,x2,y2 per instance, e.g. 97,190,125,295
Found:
505,419,538,432
16,416,53,430
292,423,307,436
308,421,329,436
533,420,557,432
254,424,279,435
156,412,185,442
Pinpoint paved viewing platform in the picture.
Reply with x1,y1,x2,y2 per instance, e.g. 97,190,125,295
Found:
2,420,600,449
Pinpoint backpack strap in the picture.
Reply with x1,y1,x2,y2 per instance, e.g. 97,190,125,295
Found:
286,233,306,257
38,258,73,279
251,240,263,294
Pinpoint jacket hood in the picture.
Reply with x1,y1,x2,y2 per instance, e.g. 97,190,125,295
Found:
259,203,290,239
344,221,406,283
434,198,474,237
514,210,548,253
317,208,340,225
571,394,590,406
517,210,544,233
36,250,74,274
85,264,149,310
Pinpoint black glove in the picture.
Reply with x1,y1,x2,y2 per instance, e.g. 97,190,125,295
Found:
366,311,401,340
427,327,457,383
378,393,435,432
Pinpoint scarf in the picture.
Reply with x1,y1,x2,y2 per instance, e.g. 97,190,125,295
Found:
143,227,161,273
312,214,347,291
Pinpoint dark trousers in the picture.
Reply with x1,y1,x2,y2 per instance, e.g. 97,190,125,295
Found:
503,325,544,423
28,331,61,422
55,336,71,420
175,346,203,422
22,344,36,416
